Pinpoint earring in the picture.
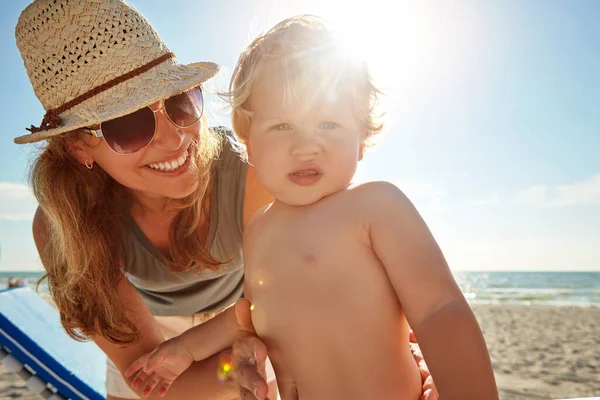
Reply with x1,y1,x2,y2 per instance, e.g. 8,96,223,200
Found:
84,159,94,170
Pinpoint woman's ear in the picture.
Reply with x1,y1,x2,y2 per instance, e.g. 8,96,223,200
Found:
64,132,93,165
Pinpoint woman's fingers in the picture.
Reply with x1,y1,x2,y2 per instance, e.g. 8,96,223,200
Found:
234,333,268,364
235,298,256,334
236,359,268,399
239,386,256,400
422,376,439,400
232,299,270,399
409,329,418,343
238,385,271,400
409,339,439,399
231,335,269,398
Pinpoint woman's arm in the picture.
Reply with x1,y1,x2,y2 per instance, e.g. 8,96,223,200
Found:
367,182,498,399
33,207,241,400
93,277,241,399
124,305,239,396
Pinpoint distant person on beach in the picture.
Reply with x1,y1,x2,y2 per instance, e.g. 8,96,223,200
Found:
125,15,498,400
14,1,438,399
7,277,25,288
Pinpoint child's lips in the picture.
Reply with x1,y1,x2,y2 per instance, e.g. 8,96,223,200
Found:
289,169,322,185
290,169,320,176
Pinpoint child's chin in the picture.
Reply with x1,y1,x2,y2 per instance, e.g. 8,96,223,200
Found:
276,191,331,207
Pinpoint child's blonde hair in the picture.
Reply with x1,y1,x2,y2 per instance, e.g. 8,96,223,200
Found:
225,15,383,159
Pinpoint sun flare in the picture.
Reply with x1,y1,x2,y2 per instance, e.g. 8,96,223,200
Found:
317,0,470,99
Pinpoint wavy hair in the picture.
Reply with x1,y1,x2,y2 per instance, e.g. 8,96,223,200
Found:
222,15,384,160
31,119,223,343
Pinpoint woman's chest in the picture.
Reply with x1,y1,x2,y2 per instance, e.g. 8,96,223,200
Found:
133,215,172,259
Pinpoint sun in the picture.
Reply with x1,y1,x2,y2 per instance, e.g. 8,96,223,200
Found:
317,0,467,99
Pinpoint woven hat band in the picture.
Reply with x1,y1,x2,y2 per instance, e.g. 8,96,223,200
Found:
26,52,175,134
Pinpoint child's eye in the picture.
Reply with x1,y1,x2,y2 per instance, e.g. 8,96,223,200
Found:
319,121,338,130
273,123,292,131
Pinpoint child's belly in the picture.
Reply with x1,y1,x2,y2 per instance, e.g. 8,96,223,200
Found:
248,252,422,400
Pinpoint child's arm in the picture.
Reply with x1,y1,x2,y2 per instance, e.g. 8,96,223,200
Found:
367,181,498,400
124,305,238,396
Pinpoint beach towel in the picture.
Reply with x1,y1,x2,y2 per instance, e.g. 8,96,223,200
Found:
0,287,106,399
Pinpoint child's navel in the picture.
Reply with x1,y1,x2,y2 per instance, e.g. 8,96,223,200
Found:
302,253,317,265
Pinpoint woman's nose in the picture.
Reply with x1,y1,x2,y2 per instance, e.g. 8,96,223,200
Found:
151,107,186,151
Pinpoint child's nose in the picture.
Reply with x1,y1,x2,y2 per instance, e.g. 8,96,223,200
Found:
291,132,322,159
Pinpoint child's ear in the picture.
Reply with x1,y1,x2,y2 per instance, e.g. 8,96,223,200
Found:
358,143,365,161
246,141,255,166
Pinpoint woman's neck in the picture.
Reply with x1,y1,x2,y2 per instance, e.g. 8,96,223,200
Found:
129,191,176,221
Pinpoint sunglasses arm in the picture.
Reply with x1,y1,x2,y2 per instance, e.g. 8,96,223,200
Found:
80,127,103,138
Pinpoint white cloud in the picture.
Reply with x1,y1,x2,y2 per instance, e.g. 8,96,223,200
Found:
474,172,600,208
0,182,38,221
516,172,600,207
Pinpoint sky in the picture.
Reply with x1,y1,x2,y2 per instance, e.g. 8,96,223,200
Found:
0,0,599,272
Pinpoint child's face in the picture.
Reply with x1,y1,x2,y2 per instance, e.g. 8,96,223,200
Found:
247,60,365,206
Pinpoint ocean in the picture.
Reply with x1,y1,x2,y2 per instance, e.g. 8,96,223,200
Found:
1,270,600,306
453,270,600,306
0,270,47,290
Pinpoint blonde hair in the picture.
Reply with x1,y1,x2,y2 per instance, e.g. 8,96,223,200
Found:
32,119,223,344
224,15,383,159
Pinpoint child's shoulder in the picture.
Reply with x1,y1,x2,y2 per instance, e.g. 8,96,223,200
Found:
243,202,273,234
348,180,408,201
347,180,418,217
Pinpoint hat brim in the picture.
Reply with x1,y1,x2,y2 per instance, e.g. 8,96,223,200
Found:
14,59,219,144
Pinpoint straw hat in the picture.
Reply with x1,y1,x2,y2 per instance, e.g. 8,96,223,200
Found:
14,0,219,144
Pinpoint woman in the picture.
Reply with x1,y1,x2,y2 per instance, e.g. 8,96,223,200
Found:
14,0,438,399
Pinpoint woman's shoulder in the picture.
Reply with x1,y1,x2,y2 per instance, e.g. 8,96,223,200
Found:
208,126,273,225
210,126,246,171
209,125,234,137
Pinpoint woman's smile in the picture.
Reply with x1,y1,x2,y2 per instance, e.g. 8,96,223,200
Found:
144,146,192,175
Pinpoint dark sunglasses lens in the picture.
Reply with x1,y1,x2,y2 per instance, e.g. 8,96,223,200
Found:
164,87,203,127
101,107,156,154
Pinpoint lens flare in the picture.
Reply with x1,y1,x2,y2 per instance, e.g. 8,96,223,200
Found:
217,361,232,382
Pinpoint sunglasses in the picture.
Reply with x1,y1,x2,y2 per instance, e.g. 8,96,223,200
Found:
81,86,203,155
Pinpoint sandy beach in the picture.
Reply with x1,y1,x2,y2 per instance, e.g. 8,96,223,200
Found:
1,304,599,399
472,304,600,399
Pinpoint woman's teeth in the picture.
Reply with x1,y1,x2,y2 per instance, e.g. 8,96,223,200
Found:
147,149,189,171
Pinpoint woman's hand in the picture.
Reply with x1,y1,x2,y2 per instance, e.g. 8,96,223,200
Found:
409,330,440,400
231,298,271,400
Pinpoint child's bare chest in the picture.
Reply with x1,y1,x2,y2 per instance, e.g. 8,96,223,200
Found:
248,209,366,282
245,206,396,330
245,206,411,398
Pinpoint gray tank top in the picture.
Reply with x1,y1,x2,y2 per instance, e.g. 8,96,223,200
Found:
121,130,247,316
